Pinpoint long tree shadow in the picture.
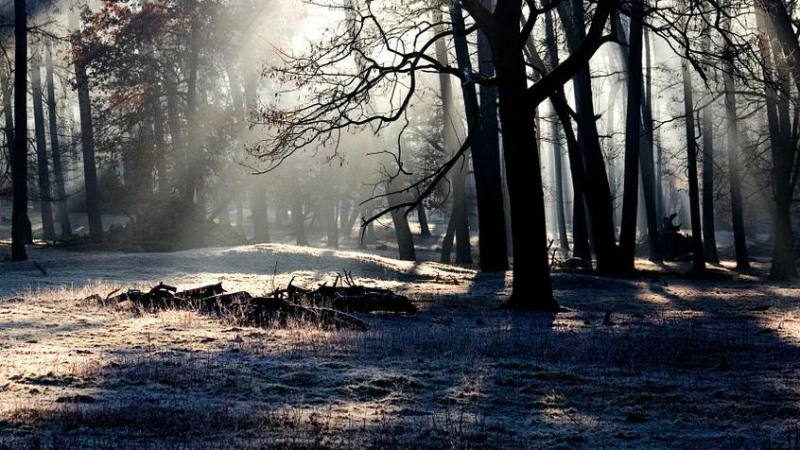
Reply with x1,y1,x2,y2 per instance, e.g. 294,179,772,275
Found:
3,259,800,449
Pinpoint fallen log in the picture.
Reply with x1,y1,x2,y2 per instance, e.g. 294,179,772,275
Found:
327,292,418,314
178,283,226,300
92,275,414,331
278,277,417,314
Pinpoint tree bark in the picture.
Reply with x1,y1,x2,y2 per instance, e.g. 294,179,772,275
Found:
437,8,472,265
723,45,751,270
614,10,660,263
619,0,645,273
700,87,719,263
639,28,661,261
682,62,706,273
471,0,510,271
387,180,416,261
416,202,431,237
152,86,168,197
756,1,800,281
557,0,619,274
543,12,570,257
31,54,56,241
75,55,103,237
492,1,557,310
525,11,591,261
11,0,28,261
45,45,71,238
552,119,570,256
182,22,201,213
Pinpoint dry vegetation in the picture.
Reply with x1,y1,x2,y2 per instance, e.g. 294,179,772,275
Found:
1,246,799,449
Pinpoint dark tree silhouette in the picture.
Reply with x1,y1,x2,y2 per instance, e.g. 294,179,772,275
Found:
11,0,29,262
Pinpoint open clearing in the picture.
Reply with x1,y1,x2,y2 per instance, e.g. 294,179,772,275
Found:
0,245,799,449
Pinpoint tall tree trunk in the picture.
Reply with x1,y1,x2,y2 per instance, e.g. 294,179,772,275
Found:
492,2,557,311
437,8,472,265
46,45,71,237
166,75,184,194
152,86,168,196
2,73,14,177
619,0,645,272
471,0,510,271
639,28,661,260
558,0,619,274
552,119,570,255
11,0,28,261
700,89,719,263
31,54,56,241
540,11,591,261
614,10,660,262
75,55,103,237
682,62,706,273
758,7,796,279
723,47,751,270
182,24,201,213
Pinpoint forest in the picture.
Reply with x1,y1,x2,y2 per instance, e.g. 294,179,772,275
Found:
1,0,800,448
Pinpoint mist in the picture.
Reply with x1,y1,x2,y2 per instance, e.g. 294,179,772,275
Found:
1,0,799,448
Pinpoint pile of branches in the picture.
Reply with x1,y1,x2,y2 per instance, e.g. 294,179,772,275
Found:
89,273,417,331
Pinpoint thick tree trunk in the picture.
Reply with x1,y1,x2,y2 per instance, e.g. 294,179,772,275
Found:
619,0,645,273
11,0,28,261
387,180,416,261
441,210,456,263
75,58,103,237
492,3,557,311
46,45,71,237
31,55,56,241
682,62,706,273
756,7,800,281
466,0,510,271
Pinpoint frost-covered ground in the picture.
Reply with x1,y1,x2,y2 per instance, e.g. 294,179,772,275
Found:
0,243,799,450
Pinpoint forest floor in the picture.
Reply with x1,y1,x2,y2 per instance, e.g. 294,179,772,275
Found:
0,242,799,449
